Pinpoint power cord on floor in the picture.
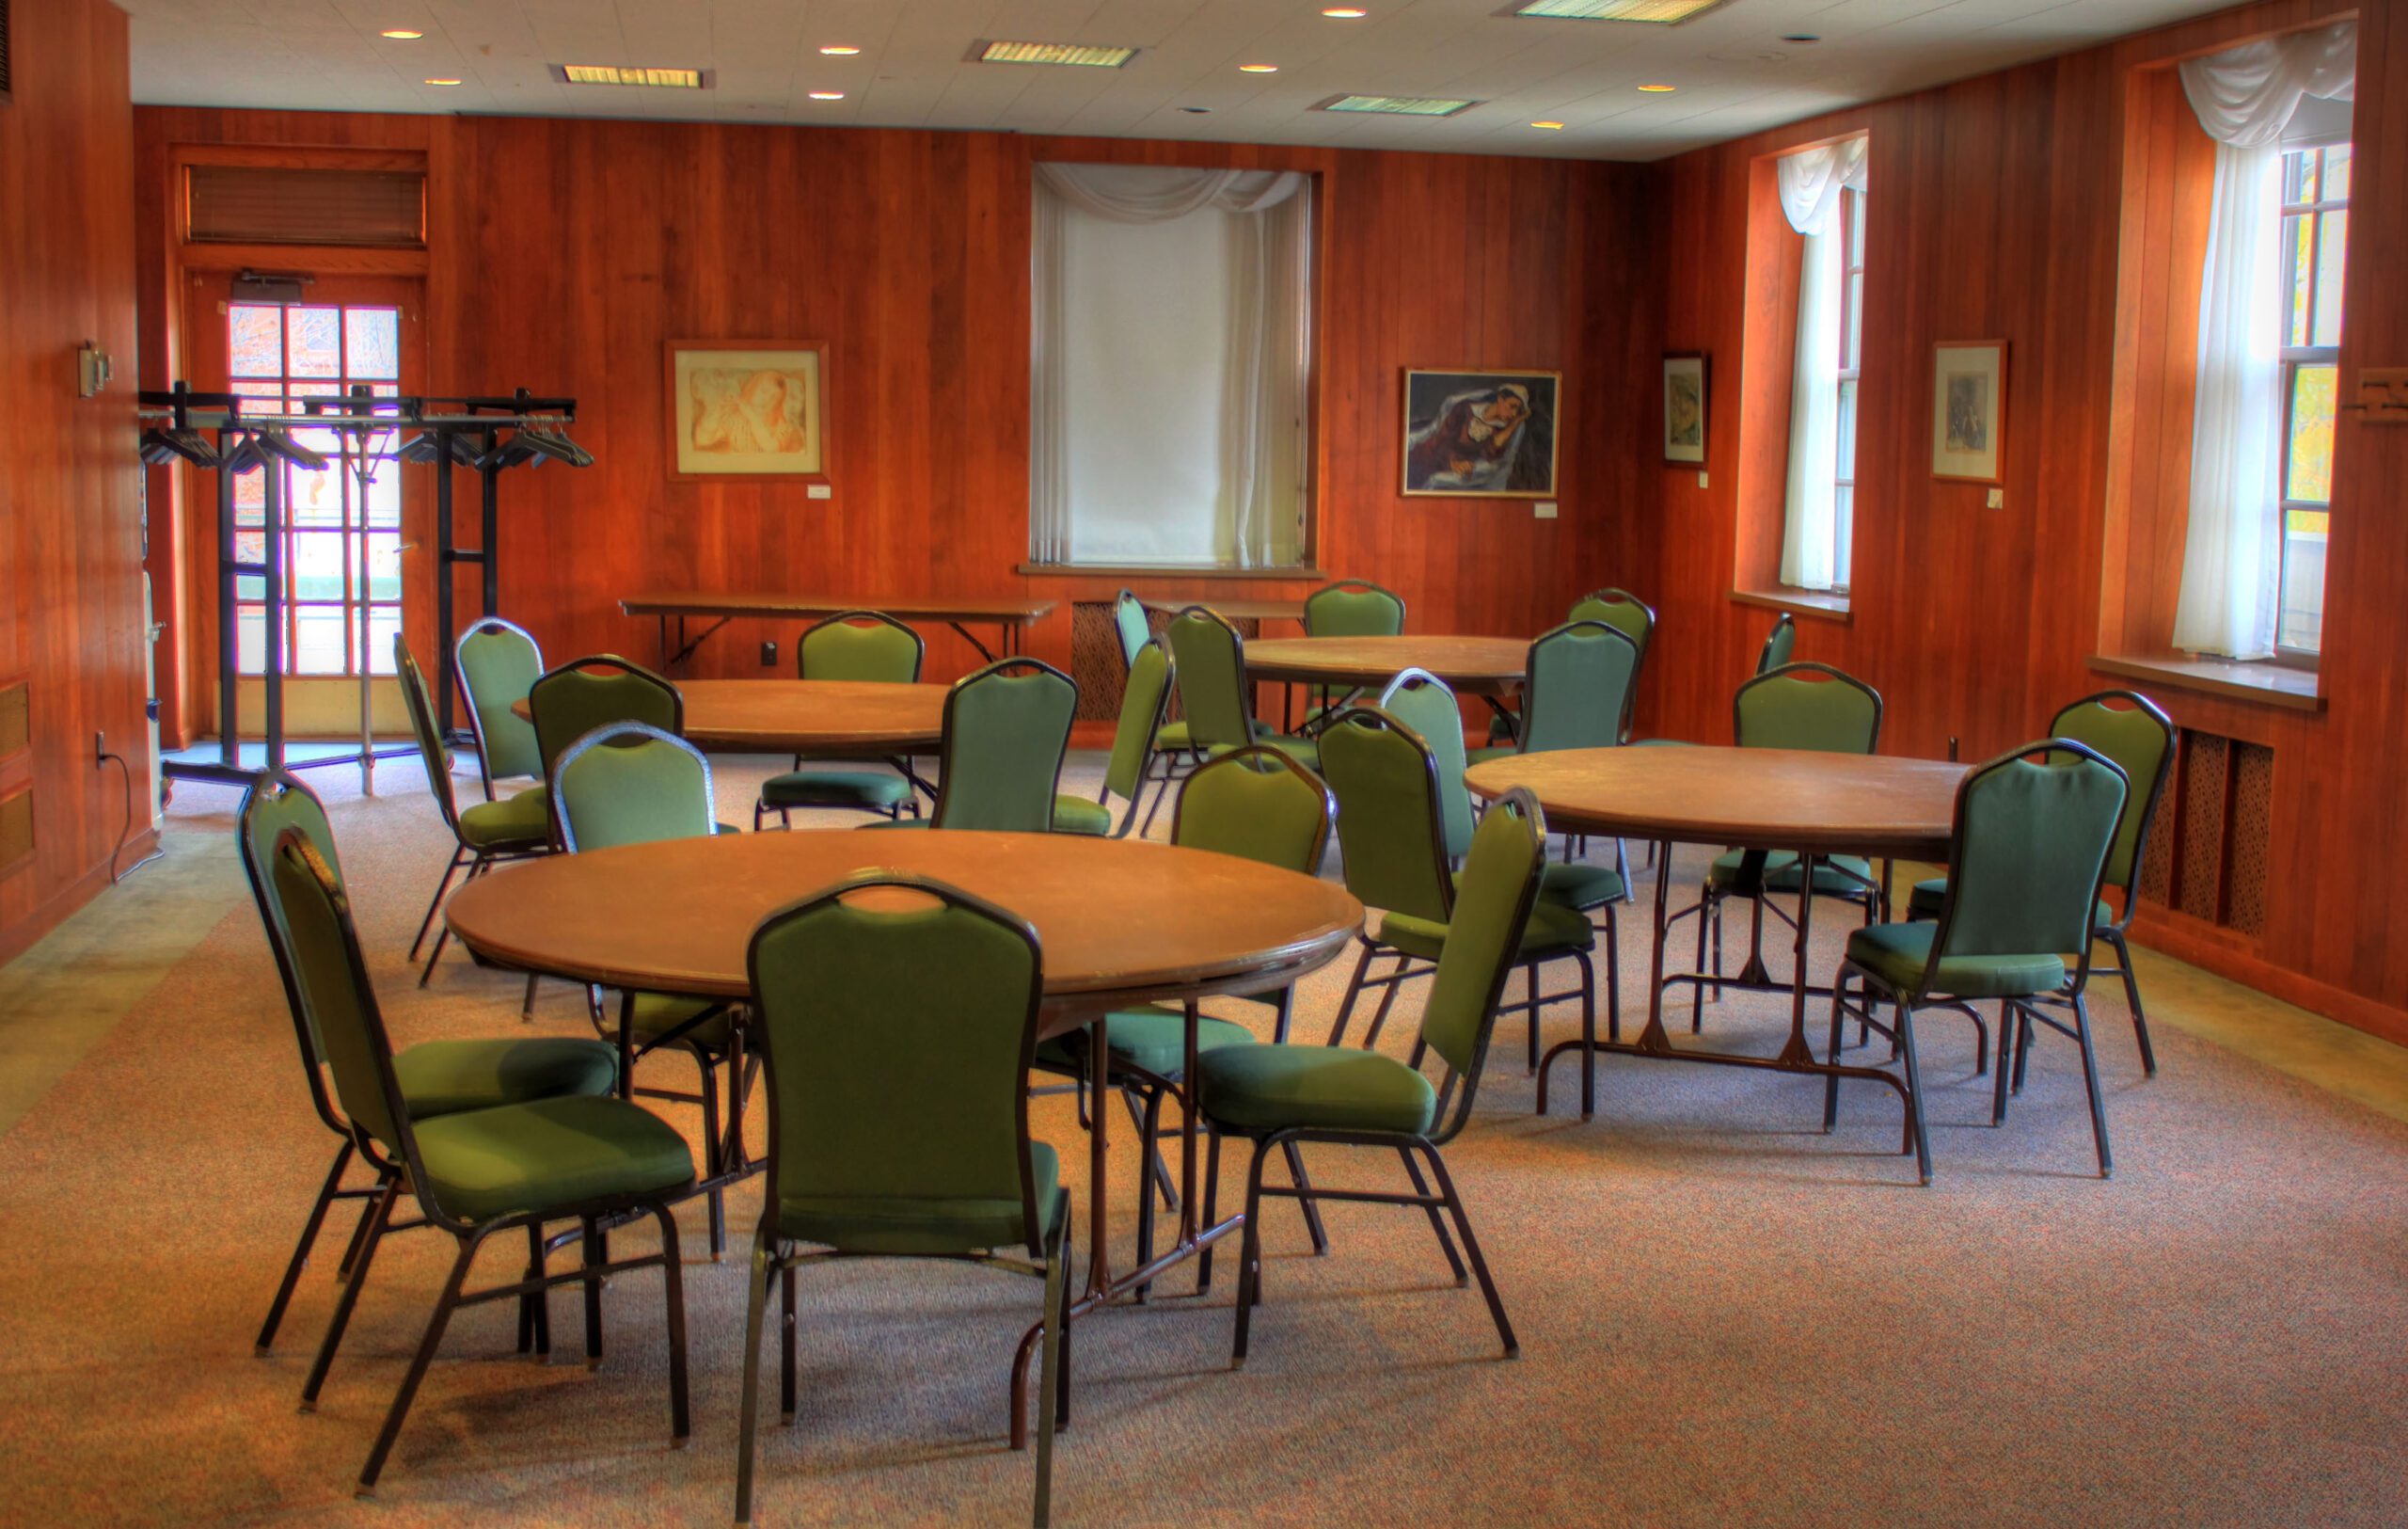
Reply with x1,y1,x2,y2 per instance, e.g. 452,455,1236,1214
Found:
97,747,166,885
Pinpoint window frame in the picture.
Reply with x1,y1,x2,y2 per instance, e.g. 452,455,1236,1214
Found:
1830,183,1864,594
2273,138,2349,666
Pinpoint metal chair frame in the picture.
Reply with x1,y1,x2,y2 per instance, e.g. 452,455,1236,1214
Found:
452,615,545,803
755,609,929,829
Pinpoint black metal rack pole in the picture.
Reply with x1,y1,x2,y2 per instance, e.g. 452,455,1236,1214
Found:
215,414,240,772
433,422,461,738
261,436,287,773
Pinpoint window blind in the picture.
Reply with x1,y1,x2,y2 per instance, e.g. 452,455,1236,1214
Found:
186,165,426,248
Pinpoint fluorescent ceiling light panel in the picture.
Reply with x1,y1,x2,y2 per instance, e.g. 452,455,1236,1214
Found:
1511,0,1726,21
554,64,711,88
1317,94,1479,117
974,40,1139,68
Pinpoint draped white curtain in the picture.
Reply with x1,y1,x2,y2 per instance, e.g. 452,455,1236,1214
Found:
2170,21,2355,658
1776,136,1868,592
1029,164,1310,567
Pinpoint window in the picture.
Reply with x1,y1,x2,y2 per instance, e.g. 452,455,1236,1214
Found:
227,303,404,678
2275,142,2348,656
1832,184,1864,591
1769,135,1866,595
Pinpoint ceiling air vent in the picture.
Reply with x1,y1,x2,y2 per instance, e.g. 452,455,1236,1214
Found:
186,165,427,248
1509,0,1730,20
1315,95,1481,118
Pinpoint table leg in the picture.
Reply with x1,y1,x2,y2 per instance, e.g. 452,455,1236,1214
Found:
949,621,998,663
1085,1011,1112,1298
1636,838,1675,1052
1775,852,1819,1068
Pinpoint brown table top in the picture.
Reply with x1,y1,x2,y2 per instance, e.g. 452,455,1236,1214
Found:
1465,745,1968,859
1242,635,1528,695
621,592,1056,624
444,830,1365,1027
1138,597,1307,623
514,679,949,757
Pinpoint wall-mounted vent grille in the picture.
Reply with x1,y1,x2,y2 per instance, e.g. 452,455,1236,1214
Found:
0,789,29,882
186,165,427,248
2138,728,2272,937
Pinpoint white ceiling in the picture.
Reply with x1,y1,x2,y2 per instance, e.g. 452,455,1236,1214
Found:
119,0,2233,161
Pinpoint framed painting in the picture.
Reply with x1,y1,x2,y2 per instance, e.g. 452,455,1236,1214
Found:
1402,368,1560,499
1931,341,2005,485
1663,353,1707,465
665,340,828,482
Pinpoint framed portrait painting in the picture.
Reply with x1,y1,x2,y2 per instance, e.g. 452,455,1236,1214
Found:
665,340,828,482
1930,341,2005,485
1663,353,1707,465
1402,368,1560,499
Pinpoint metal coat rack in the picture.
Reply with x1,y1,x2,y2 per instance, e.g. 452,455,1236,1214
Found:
140,383,588,788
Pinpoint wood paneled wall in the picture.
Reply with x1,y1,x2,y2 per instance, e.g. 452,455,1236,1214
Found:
0,0,148,964
1647,0,2408,1041
133,112,1653,721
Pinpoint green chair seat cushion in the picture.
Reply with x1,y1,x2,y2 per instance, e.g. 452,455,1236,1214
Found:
1908,875,2111,927
1051,794,1113,836
778,1141,1061,1257
458,786,550,850
1708,850,1877,897
1033,1009,1256,1079
1465,743,1515,766
630,992,732,1049
1379,876,1594,962
1628,737,1695,747
1197,1044,1436,1137
1846,922,2067,1000
1540,861,1625,912
1155,720,1193,752
857,818,931,832
1207,734,1319,772
412,1093,695,1224
759,768,913,810
393,1037,619,1119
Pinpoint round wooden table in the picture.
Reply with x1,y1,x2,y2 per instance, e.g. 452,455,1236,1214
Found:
1465,745,1969,1182
514,678,948,757
1243,635,1528,696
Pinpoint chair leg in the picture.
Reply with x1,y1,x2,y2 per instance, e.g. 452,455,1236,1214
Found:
652,1204,691,1442
1361,952,1413,1050
1396,1146,1465,1283
1195,1127,1223,1297
778,1262,797,1423
578,1218,605,1365
522,1220,553,1358
2101,928,2158,1076
1034,1190,1070,1529
1282,1141,1330,1255
1896,1004,1933,1186
520,972,540,1021
1122,1086,1178,1212
1601,904,1623,1045
1325,941,1377,1048
357,1229,483,1494
1418,1143,1516,1358
1230,1139,1274,1369
2071,994,2115,1179
300,1174,398,1410
1615,837,1634,903
1133,1087,1164,1298
696,1050,726,1260
1822,969,1849,1132
734,1230,775,1527
1992,1002,2017,1125
1524,963,1540,1075
408,847,469,963
259,1140,356,1354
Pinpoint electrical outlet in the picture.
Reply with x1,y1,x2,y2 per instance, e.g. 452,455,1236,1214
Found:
1985,487,2004,509
759,640,778,667
1532,501,1558,520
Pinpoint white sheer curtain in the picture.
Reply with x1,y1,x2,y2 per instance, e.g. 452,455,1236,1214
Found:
2171,21,2355,658
1776,136,1868,592
1029,164,1310,567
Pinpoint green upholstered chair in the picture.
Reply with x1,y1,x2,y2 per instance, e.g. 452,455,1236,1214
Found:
1036,745,1337,1278
1756,613,1798,676
527,654,684,804
237,770,619,1367
1377,668,1476,862
1827,741,2131,1183
1467,620,1642,900
1116,589,1198,804
1906,690,2175,1075
258,829,694,1495
1677,661,1886,1030
453,616,545,798
1299,579,1407,727
552,721,749,1254
395,637,551,985
1165,605,1321,775
1194,786,1549,1367
1112,588,1153,669
863,658,1079,833
1568,587,1656,740
1318,706,1603,1080
735,872,1072,1529
755,610,927,829
1054,637,1170,837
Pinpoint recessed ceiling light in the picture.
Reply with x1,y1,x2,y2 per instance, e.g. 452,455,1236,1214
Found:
1531,119,1564,129
1637,83,1677,92
808,90,845,101
1322,6,1369,15
974,40,1139,68
1239,63,1279,73
423,77,462,86
818,45,860,56
1316,94,1480,117
1512,0,1727,20
555,64,710,88
379,29,423,40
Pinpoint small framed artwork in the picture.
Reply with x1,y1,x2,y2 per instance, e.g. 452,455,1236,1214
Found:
1663,353,1707,465
1931,341,2006,484
1402,368,1560,498
665,340,828,482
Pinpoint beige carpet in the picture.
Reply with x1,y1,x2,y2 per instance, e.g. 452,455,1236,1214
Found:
3,752,2405,1526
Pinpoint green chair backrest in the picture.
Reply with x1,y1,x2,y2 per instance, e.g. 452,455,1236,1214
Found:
1735,662,1880,755
528,656,683,783
1101,640,1172,805
745,873,1048,1256
1420,788,1549,1128
1568,588,1655,660
2048,690,2174,898
1112,590,1152,672
552,723,718,852
1379,667,1474,859
237,770,346,1077
929,659,1078,832
1318,706,1452,924
1171,745,1334,875
455,618,545,786
1518,621,1638,755
263,830,410,1158
1929,742,2129,980
1165,607,1258,751
395,636,466,836
1755,613,1798,676
799,610,924,683
1305,580,1405,638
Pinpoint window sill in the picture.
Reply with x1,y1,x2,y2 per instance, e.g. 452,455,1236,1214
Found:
1729,588,1852,624
2087,653,2324,713
1016,563,1326,581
